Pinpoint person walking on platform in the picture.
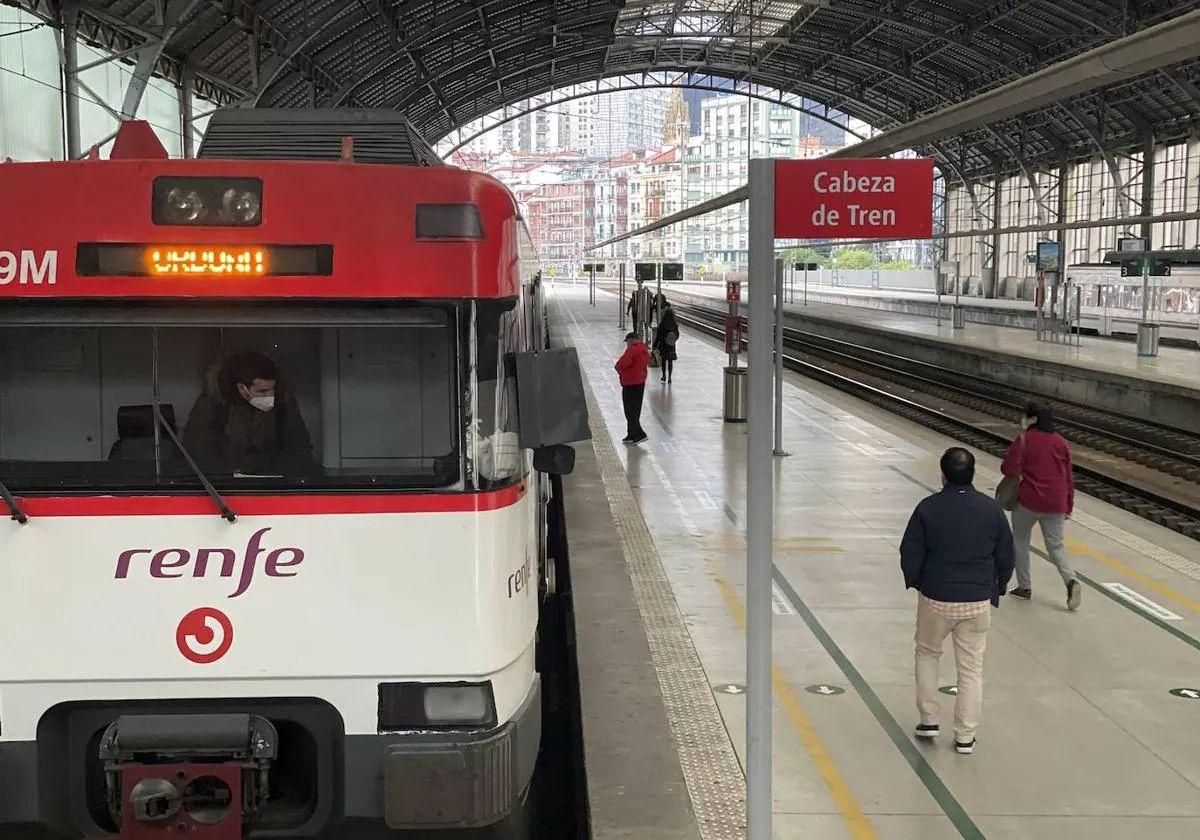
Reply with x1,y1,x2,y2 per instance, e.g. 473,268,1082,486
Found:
615,331,650,444
654,301,679,384
901,447,1014,755
1001,402,1080,610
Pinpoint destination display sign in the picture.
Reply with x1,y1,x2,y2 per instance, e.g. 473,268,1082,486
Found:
773,158,935,240
76,243,333,277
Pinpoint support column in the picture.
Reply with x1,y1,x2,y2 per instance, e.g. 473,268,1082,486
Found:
1057,163,1070,274
1141,132,1156,246
61,3,81,160
987,173,1004,298
180,67,195,158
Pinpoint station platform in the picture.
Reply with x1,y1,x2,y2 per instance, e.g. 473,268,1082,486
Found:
752,283,1039,329
556,287,1200,839
652,284,1200,435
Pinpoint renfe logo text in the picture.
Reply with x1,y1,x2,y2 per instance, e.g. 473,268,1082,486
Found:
116,527,304,598
0,250,57,285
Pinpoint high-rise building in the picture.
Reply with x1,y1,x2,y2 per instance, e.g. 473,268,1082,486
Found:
587,89,672,158
686,94,847,270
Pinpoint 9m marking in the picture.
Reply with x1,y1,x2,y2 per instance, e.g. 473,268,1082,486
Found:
0,250,57,285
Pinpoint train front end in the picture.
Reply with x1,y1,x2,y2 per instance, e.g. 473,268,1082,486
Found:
0,135,578,838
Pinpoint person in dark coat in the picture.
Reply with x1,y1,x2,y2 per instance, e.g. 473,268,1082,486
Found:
653,301,680,383
900,447,1014,755
182,350,313,475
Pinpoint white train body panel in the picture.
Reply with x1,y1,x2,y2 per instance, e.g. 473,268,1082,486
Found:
0,495,538,741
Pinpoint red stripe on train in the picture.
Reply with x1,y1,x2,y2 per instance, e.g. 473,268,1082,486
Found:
14,485,524,517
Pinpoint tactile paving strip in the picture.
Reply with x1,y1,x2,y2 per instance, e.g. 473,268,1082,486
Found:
579,368,747,839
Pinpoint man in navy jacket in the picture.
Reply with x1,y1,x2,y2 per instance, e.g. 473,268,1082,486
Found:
900,447,1014,755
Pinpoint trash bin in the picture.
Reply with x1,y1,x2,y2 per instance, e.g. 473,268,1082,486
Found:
723,366,748,423
952,305,965,329
1137,322,1160,357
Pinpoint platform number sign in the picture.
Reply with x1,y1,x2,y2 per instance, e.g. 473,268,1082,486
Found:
1121,258,1171,277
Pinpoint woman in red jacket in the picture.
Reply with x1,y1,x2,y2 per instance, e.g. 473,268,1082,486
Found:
1001,401,1080,610
614,331,650,444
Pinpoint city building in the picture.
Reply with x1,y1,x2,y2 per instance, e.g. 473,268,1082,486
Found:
685,95,846,271
523,180,595,279
629,145,686,263
586,89,672,158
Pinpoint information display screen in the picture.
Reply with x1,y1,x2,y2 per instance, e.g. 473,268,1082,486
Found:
634,262,656,282
1035,240,1060,272
76,243,333,277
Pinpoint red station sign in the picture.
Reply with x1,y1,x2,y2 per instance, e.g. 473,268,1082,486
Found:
773,158,935,240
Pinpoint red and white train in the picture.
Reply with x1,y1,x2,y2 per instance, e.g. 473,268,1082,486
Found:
0,113,586,838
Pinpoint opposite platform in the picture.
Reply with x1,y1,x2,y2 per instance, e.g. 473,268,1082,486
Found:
654,284,1200,435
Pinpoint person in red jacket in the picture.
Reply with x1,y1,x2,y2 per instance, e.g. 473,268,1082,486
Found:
614,331,650,444
1001,401,1080,610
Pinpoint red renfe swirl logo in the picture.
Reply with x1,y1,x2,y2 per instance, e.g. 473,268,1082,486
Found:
176,607,235,664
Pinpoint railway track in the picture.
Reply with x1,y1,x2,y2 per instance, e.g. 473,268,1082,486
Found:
674,301,1200,541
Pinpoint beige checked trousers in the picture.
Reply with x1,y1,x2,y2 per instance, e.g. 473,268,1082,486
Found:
915,596,991,742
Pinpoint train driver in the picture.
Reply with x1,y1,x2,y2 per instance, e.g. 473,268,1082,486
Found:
182,350,314,476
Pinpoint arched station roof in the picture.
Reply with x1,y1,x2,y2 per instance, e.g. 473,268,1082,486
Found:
26,0,1200,183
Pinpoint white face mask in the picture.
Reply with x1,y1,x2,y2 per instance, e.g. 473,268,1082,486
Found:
248,394,275,413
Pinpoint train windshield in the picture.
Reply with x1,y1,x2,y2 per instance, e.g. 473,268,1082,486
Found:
0,305,462,493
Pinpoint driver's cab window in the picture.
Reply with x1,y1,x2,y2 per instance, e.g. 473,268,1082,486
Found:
0,314,459,491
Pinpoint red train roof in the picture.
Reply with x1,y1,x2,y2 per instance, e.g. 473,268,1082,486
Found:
0,157,524,300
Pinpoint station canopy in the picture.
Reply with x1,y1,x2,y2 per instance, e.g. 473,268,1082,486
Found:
48,0,1200,181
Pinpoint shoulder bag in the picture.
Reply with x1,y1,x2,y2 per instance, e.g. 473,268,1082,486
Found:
995,434,1024,511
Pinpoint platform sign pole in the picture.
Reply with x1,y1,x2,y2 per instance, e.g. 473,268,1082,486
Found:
746,158,775,840
936,270,943,326
773,258,788,457
746,157,934,840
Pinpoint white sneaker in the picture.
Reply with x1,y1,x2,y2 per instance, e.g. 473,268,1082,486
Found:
1067,579,1082,611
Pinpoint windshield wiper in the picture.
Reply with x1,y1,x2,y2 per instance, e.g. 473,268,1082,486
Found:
0,478,28,524
154,405,237,523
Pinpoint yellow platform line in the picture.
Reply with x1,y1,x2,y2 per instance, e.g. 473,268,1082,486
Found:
1066,538,1200,614
707,554,879,840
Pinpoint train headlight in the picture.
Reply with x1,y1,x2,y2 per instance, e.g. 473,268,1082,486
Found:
378,682,496,731
162,187,205,224
222,187,261,225
423,685,491,725
152,177,262,226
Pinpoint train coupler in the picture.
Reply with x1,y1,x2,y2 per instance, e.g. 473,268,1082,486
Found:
98,713,278,840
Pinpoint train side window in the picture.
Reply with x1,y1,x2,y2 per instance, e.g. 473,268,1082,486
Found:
475,300,524,489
